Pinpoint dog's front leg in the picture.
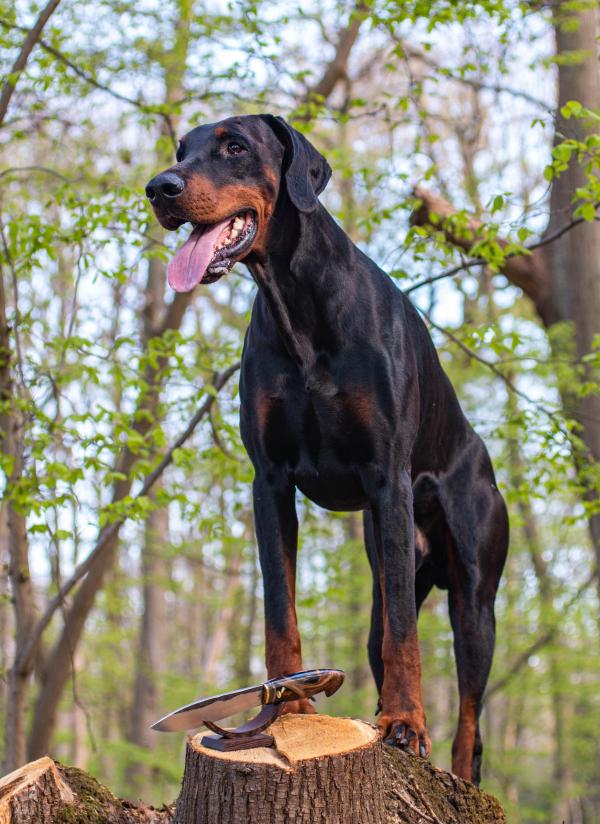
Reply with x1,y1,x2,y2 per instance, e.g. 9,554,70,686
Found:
370,468,431,758
253,473,315,715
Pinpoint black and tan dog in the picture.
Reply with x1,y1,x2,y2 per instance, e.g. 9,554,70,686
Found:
146,115,509,784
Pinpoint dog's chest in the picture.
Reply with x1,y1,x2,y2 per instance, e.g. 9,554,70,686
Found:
246,383,389,510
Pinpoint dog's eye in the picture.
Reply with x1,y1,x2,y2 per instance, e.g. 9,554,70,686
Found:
227,142,244,155
176,142,184,162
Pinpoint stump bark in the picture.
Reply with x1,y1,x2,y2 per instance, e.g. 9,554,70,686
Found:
0,755,172,823
174,714,506,824
175,716,383,824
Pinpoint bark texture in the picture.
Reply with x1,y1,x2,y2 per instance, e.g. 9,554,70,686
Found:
382,747,505,824
173,715,505,824
175,716,384,824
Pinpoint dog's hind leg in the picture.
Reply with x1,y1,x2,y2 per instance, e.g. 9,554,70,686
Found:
439,450,508,784
447,575,495,785
364,469,431,757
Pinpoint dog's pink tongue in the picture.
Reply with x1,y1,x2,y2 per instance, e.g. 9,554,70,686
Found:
167,220,230,292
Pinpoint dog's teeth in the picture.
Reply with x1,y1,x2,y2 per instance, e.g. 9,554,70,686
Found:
233,216,243,230
231,229,239,239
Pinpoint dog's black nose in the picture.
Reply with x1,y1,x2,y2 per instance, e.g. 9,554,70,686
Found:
145,172,185,202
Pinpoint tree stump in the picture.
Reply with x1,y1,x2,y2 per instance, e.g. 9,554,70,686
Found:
174,714,506,824
0,757,75,824
0,755,173,823
175,715,384,824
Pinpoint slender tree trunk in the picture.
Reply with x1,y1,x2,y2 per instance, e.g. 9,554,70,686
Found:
3,441,32,772
126,496,168,796
235,551,259,685
345,514,370,692
202,551,244,684
0,500,11,731
540,5,600,605
69,651,87,769
0,263,36,772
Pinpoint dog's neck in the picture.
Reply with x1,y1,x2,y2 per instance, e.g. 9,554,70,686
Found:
247,203,365,393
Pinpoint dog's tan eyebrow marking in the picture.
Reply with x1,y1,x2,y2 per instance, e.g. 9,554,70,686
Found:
215,126,227,137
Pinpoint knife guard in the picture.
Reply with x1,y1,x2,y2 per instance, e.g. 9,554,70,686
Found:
200,703,284,751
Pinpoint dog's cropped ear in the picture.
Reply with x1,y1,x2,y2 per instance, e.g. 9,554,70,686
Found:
259,114,331,212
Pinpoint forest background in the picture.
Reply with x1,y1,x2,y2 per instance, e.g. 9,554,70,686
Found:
1,1,599,822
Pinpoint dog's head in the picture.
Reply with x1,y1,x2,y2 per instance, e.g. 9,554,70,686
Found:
145,115,331,291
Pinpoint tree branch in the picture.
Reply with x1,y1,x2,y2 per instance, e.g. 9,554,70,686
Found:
297,2,369,119
0,16,182,146
392,38,552,111
0,0,62,127
409,186,599,326
406,204,590,297
15,361,240,677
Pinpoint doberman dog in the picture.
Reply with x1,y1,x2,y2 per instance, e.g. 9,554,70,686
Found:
146,114,509,785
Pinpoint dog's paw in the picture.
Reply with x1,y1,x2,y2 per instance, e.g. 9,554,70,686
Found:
377,714,431,759
279,698,317,716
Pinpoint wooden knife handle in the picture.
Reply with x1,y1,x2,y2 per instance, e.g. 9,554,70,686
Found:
262,669,345,705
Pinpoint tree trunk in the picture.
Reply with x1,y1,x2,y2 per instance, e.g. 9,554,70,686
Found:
0,265,35,773
176,717,383,824
540,4,600,602
126,493,169,795
174,715,505,824
0,501,10,728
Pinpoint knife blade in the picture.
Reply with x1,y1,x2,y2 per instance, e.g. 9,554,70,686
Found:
151,668,345,733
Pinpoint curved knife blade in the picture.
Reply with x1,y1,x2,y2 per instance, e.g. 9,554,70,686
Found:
152,684,262,732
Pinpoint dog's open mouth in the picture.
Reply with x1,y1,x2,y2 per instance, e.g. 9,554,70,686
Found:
167,210,257,292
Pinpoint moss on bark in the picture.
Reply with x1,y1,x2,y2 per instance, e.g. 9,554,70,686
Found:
382,747,505,823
